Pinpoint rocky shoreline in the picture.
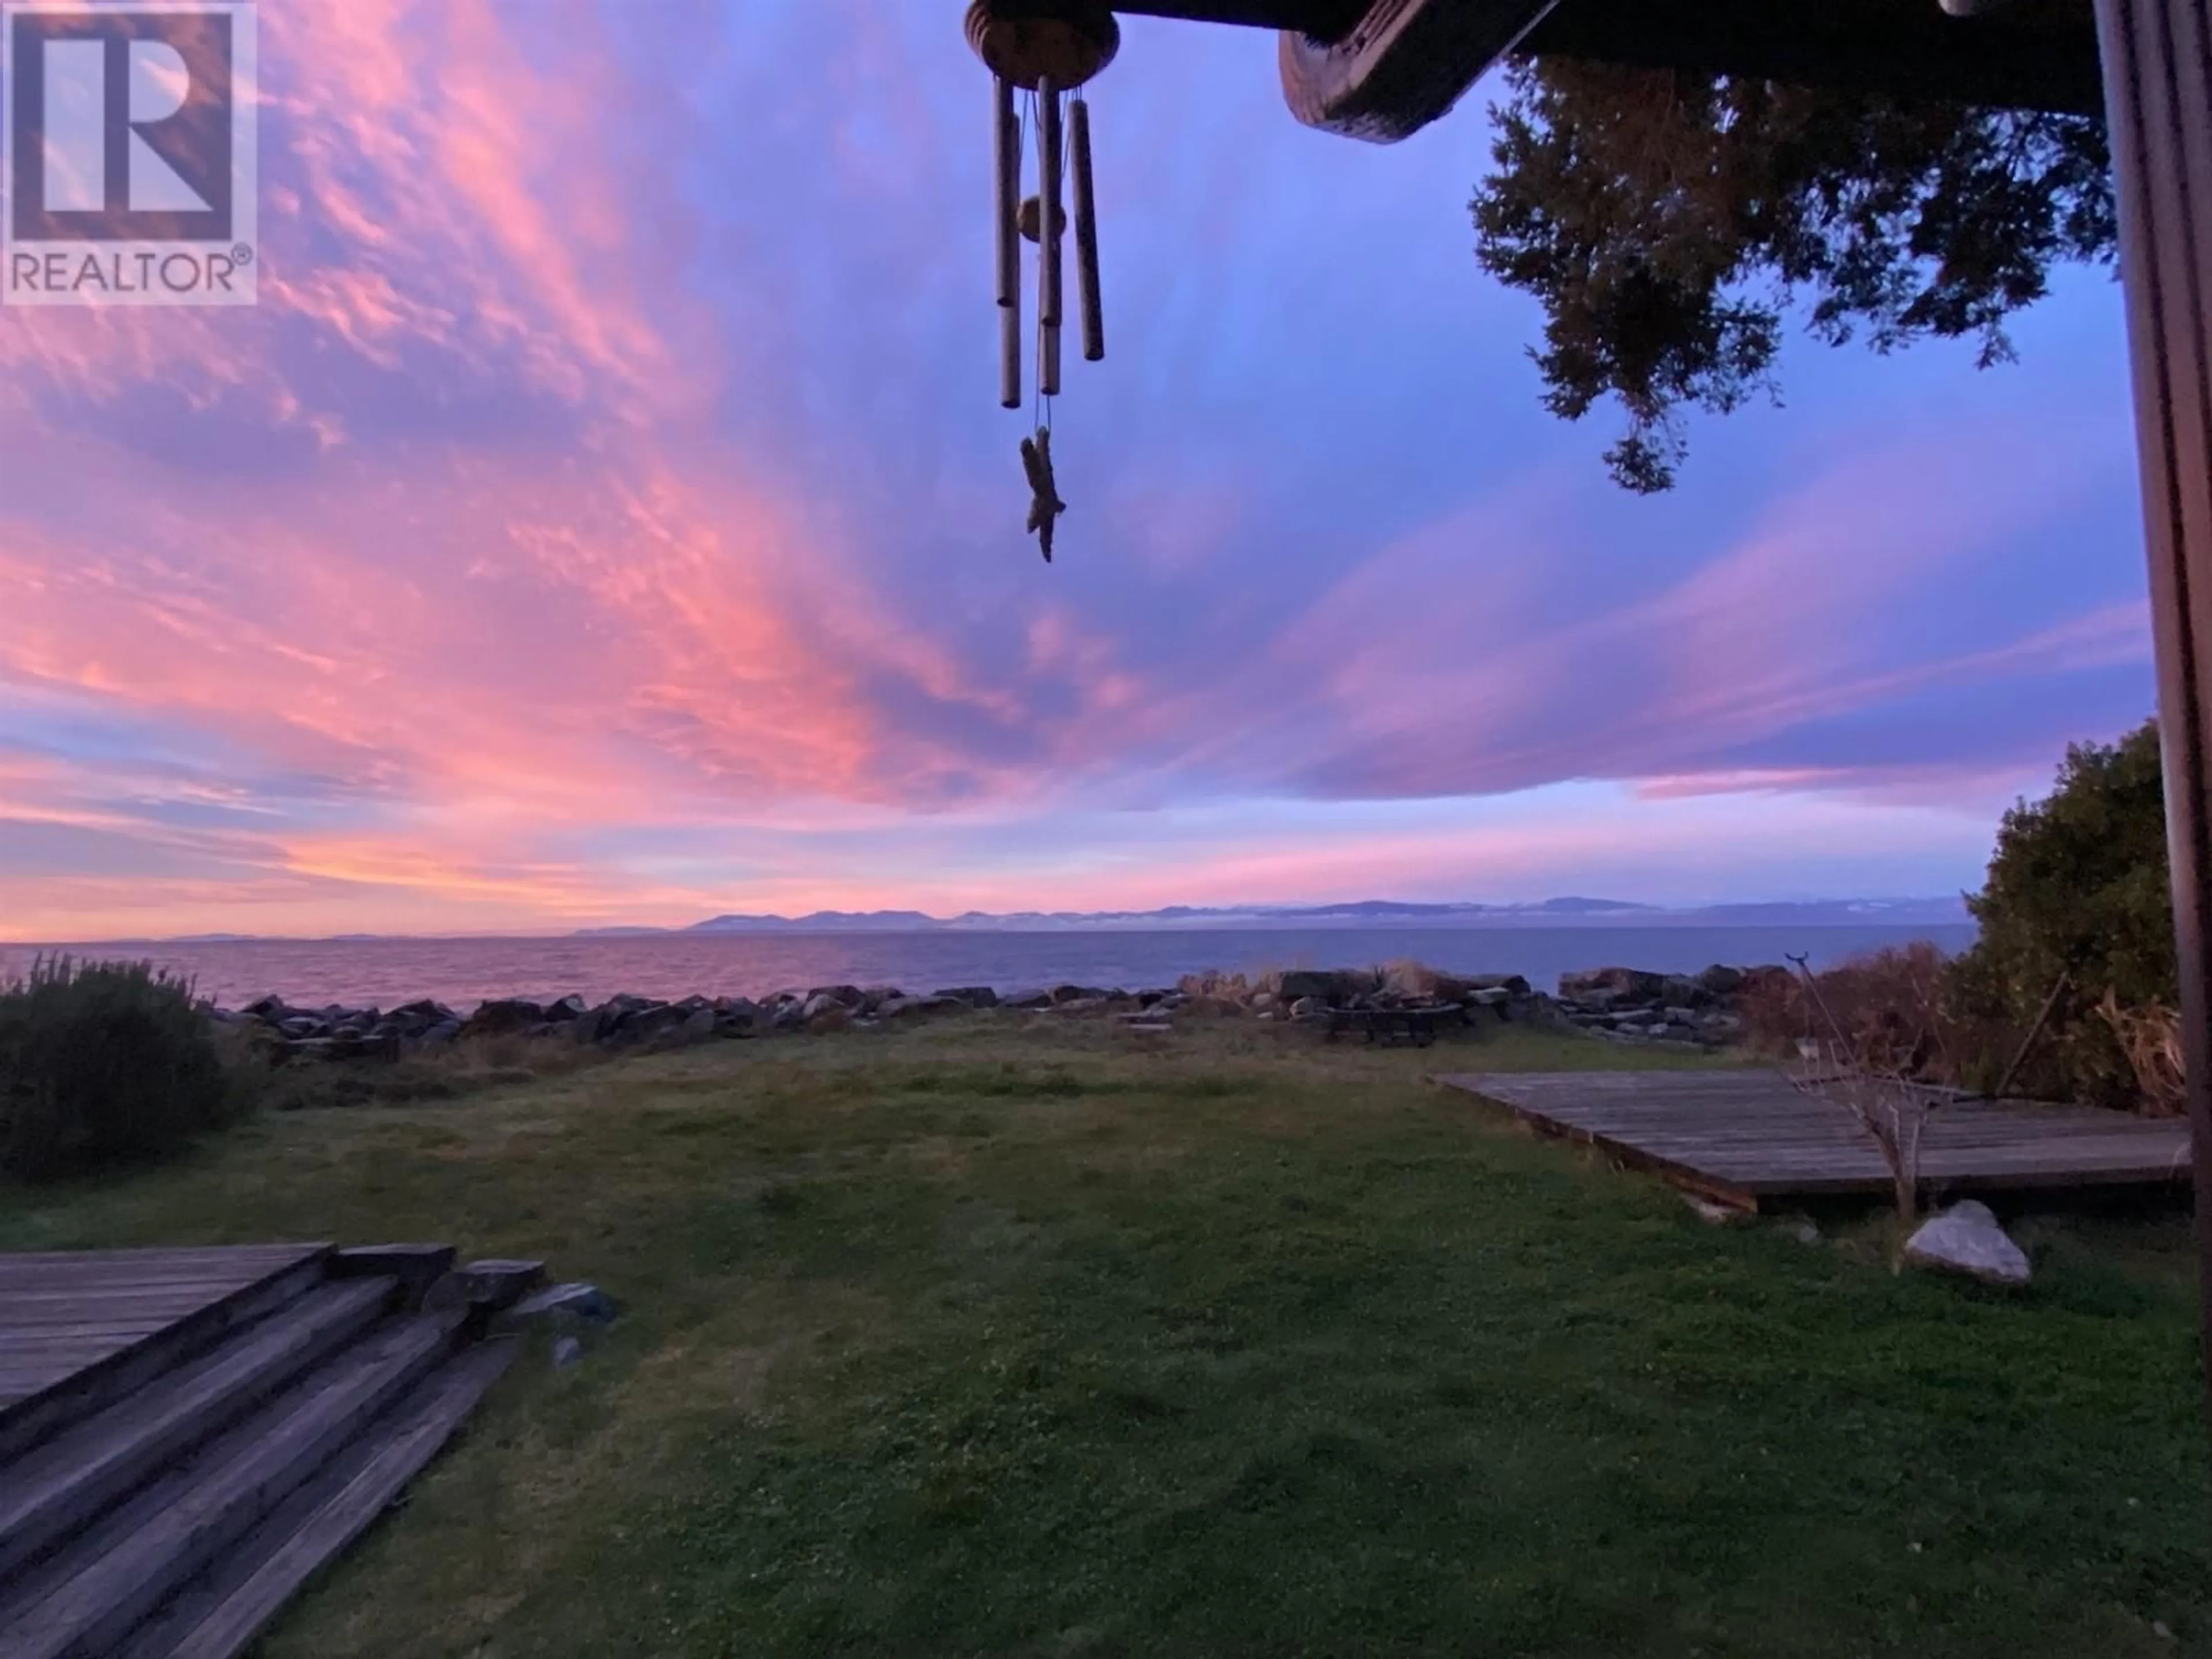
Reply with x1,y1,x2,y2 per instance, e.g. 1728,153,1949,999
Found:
210,960,1786,1065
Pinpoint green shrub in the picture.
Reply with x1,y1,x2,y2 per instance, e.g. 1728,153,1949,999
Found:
1946,719,2179,1106
0,956,241,1180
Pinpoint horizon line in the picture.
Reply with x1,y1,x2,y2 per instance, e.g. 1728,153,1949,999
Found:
0,893,1978,949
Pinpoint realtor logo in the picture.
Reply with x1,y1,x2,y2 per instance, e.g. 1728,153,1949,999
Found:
3,2,257,306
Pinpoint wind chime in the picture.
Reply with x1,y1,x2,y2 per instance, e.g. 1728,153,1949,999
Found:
965,1,1116,563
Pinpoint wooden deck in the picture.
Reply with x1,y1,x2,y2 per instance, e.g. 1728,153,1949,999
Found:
1436,1070,2194,1209
0,1244,329,1446
0,1241,516,1659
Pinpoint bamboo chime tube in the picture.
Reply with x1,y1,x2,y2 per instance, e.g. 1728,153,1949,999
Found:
995,76,1020,407
1069,96,1103,362
1041,298,1062,395
1001,294,1022,409
1039,77,1064,401
993,74,1018,309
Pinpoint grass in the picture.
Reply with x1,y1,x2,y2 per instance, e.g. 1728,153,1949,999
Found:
3,1016,2206,1657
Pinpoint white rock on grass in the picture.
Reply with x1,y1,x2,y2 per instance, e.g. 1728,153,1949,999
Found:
1681,1195,1739,1225
1904,1200,2032,1287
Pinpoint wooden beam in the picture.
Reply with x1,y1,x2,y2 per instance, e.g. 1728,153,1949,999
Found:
2094,0,2212,1437
1278,0,1559,142
1527,0,2104,118
1121,0,2101,142
1111,0,1368,39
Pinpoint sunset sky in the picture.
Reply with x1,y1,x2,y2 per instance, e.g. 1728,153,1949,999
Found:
0,1,2158,941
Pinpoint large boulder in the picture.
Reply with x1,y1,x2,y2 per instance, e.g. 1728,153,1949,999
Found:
1695,963,1748,997
464,997,546,1038
1275,969,1340,1003
881,994,969,1020
798,991,848,1024
609,1001,681,1045
1904,1201,2032,1287
661,1006,717,1047
933,986,999,1008
542,994,589,1022
1558,967,1669,1004
1003,986,1056,1010
388,998,460,1032
1460,972,1532,997
805,984,863,1009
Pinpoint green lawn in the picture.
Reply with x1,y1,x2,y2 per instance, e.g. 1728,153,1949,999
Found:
4,1018,2206,1657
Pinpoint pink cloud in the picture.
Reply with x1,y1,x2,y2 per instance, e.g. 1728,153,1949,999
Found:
0,0,2151,937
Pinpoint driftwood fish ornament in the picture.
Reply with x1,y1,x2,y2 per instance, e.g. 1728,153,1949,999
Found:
1021,428,1066,562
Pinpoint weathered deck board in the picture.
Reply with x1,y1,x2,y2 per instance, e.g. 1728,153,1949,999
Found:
0,1246,329,1419
1437,1070,2192,1207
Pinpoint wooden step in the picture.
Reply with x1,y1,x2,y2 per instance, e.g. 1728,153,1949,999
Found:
0,1277,397,1585
329,1244,455,1308
0,1309,467,1659
0,1248,330,1467
118,1339,518,1659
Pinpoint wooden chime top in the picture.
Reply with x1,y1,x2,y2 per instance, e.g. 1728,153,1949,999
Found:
964,1,1120,92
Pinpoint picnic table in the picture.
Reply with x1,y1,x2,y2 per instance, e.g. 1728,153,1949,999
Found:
1323,1003,1465,1047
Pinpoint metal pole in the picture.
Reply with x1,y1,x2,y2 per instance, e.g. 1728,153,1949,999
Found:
2094,0,2212,1433
1071,96,1105,361
1001,297,1022,410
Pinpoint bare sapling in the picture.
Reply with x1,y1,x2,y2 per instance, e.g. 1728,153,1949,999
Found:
1783,953,1941,1232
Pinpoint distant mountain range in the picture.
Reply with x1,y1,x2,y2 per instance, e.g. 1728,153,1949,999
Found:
570,896,1973,937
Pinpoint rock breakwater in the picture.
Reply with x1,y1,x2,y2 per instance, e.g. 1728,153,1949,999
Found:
210,960,1787,1065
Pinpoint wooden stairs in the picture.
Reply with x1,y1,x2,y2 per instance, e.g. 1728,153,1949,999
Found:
0,1244,517,1659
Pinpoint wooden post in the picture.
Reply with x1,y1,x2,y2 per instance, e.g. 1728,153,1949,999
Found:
2094,0,2212,1431
994,74,1019,310
1071,97,1105,361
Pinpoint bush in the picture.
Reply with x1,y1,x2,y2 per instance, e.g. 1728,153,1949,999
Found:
1947,719,2177,1107
0,956,241,1180
2096,990,2187,1118
1733,945,2034,1091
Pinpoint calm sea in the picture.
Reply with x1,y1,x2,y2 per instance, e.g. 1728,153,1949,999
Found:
0,925,1979,1012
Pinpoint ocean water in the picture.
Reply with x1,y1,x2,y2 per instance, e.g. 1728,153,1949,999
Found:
1,924,1979,1012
